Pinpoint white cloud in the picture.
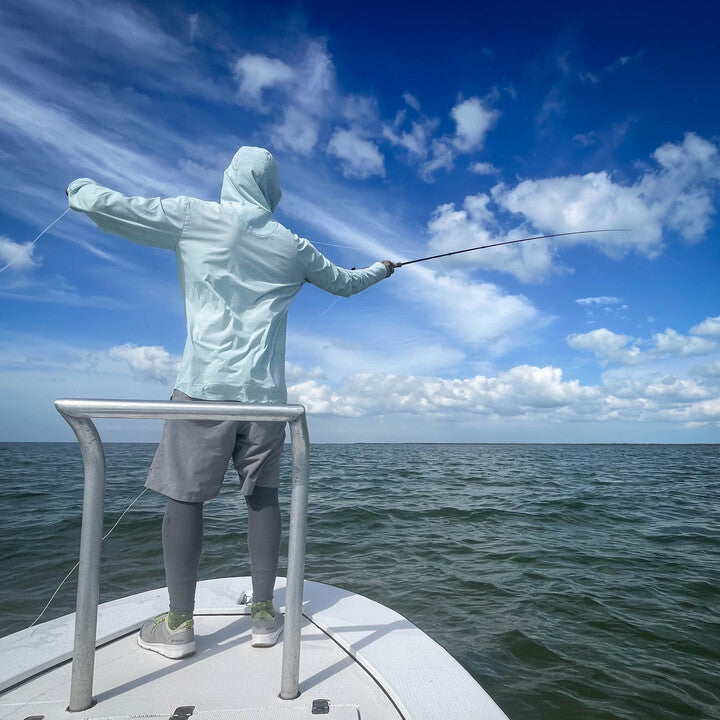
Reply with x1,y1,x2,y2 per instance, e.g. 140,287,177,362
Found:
425,196,556,282
402,266,544,353
327,128,385,179
690,315,720,337
187,13,199,42
494,171,661,258
576,296,622,306
694,359,720,378
285,362,326,383
605,51,645,74
383,114,438,161
271,108,320,155
387,95,500,181
296,41,336,115
462,132,720,270
568,323,718,367
341,94,380,125
423,134,720,281
289,365,602,418
230,41,337,150
280,163,547,354
567,328,643,366
402,92,421,112
420,139,455,180
233,53,295,107
450,97,500,152
107,344,179,384
286,362,720,427
469,161,497,175
0,235,40,272
289,332,465,381
652,328,717,357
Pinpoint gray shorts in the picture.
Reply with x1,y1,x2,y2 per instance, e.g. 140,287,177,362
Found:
145,389,286,502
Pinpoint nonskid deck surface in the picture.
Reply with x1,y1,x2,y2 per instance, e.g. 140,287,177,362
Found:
0,578,510,720
0,613,398,720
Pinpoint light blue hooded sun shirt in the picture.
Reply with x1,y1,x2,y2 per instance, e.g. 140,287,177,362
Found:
67,147,387,403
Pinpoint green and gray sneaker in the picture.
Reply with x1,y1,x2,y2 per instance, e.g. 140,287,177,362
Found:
251,601,284,647
137,613,195,659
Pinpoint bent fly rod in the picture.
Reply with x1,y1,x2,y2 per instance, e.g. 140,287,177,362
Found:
391,228,628,267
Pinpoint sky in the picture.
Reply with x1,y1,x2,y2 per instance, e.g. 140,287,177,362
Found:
0,0,719,443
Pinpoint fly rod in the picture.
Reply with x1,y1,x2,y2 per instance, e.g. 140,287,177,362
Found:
392,228,628,267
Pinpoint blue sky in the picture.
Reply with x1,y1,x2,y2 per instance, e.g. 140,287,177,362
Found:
1,0,719,442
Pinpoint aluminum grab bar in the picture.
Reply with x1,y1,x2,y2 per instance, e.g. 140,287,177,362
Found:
54,399,310,711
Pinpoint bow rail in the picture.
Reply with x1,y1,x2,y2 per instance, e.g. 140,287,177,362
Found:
54,398,310,711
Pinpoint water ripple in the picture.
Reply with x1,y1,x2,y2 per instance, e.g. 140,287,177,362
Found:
1,442,718,719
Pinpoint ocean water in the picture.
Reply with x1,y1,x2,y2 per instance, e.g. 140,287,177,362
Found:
1,442,719,720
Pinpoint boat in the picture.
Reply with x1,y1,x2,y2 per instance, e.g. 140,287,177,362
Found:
0,399,510,720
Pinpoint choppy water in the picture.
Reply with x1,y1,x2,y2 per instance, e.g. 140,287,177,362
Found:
1,442,719,719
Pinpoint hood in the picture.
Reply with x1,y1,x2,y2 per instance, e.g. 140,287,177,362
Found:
221,146,282,212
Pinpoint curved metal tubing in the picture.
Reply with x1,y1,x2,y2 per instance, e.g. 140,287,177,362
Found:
54,399,309,711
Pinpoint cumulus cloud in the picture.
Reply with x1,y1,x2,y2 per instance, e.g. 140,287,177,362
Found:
450,97,500,152
494,172,661,257
233,53,295,107
286,362,720,426
425,195,556,282
653,328,717,357
469,161,497,175
0,235,40,272
108,344,179,384
289,365,602,418
327,128,385,179
568,323,718,367
495,132,720,256
690,315,720,337
567,328,643,366
426,133,720,280
271,108,319,155
285,361,326,383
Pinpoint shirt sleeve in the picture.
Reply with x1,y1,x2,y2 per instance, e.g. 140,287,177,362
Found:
66,178,188,251
296,236,388,297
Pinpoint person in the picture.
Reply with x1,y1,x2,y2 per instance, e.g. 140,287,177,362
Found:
66,146,395,659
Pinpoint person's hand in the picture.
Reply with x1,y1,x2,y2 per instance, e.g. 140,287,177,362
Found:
382,260,399,277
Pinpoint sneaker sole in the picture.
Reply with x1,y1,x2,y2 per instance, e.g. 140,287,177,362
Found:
251,626,283,648
137,636,196,659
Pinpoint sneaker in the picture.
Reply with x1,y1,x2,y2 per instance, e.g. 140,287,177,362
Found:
251,601,284,647
137,613,195,659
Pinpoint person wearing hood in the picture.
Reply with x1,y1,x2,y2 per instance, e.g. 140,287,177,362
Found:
66,146,395,659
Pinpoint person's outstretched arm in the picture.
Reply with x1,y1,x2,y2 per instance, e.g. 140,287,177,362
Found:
66,178,188,250
297,236,395,297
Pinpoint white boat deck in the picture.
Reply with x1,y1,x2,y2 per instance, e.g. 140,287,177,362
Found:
0,578,510,720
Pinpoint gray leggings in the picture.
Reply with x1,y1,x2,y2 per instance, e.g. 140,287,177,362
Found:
163,486,281,614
